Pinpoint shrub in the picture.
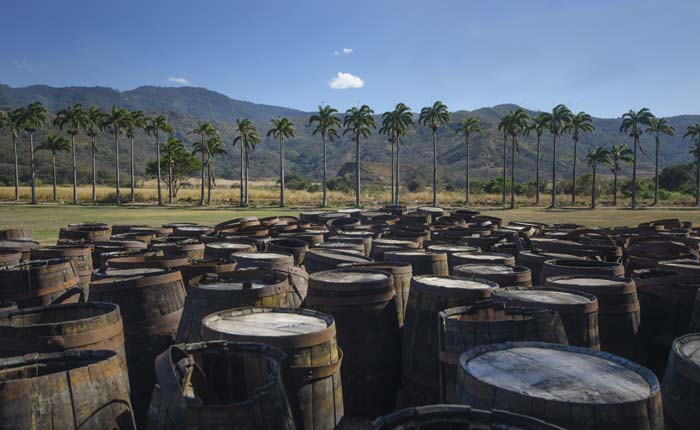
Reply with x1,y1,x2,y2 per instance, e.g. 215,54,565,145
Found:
327,176,352,192
306,183,321,193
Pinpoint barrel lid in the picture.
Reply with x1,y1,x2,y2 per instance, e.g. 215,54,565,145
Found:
461,344,654,403
98,267,166,277
414,275,494,290
236,252,289,260
547,276,629,287
386,250,433,256
427,244,478,253
205,312,328,337
518,251,579,259
207,242,254,250
374,239,416,246
674,334,700,366
454,264,523,274
454,252,512,261
197,281,273,291
307,249,369,263
311,269,389,284
494,289,593,305
545,259,620,268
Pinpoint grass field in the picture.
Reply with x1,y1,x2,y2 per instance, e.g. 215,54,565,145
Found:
1,204,699,244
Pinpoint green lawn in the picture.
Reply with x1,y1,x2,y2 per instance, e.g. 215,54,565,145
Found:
0,204,698,244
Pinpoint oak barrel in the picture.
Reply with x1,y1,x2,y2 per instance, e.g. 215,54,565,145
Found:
661,333,700,430
384,250,448,276
453,264,532,288
304,248,371,274
0,240,40,261
0,259,83,308
541,258,624,285
32,244,93,290
150,238,205,261
450,251,515,268
515,251,580,286
178,258,237,288
0,228,31,241
370,238,420,260
328,234,373,257
0,250,22,268
204,242,256,260
269,238,309,265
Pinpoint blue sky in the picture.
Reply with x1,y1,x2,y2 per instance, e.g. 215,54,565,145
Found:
2,0,699,117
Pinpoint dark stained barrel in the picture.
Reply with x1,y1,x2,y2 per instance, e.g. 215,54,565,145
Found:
111,223,150,235
370,238,420,260
661,333,700,430
455,342,663,430
202,308,343,430
112,230,156,245
94,267,167,279
234,251,295,269
0,349,135,429
33,244,93,290
691,289,700,332
0,259,83,308
492,287,600,349
146,341,296,430
173,224,214,238
0,228,32,241
0,251,22,268
307,269,400,417
541,259,624,285
305,248,371,274
0,300,16,313
280,231,325,247
89,270,187,427
329,234,373,257
178,258,237,288
453,264,532,288
204,242,256,259
93,240,149,267
372,404,566,430
0,240,40,261
150,238,205,261
316,241,366,255
450,251,515,268
545,275,643,362
59,223,111,242
384,250,448,276
515,251,580,286
176,269,298,343
438,300,568,402
657,259,700,276
106,254,189,271
269,238,309,265
401,275,497,406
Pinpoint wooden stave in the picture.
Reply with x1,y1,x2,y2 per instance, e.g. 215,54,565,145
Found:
268,238,309,265
304,249,371,274
384,251,449,276
453,264,533,288
32,244,93,289
541,258,624,285
661,333,700,430
0,258,84,308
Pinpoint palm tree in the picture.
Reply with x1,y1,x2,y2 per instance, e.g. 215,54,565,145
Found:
541,104,573,208
187,122,218,206
101,106,133,205
193,136,227,205
37,133,71,202
123,110,145,203
267,117,297,208
161,136,187,203
5,109,25,201
620,108,654,209
454,116,482,206
419,101,451,206
54,103,88,205
343,105,376,208
609,143,634,206
144,114,174,206
85,107,105,202
21,102,50,204
233,118,260,207
379,103,413,205
586,147,611,209
506,108,530,209
497,112,512,206
564,111,595,205
684,123,700,206
526,113,549,205
645,117,676,206
309,105,341,207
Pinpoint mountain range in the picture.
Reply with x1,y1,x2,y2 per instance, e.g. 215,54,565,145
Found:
1,84,698,187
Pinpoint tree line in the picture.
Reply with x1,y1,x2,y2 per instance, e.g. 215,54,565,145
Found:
1,101,700,208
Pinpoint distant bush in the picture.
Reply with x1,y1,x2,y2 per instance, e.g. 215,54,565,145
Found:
284,174,310,190
306,183,321,193
327,176,352,192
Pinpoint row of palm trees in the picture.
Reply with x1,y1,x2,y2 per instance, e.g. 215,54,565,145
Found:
3,100,700,208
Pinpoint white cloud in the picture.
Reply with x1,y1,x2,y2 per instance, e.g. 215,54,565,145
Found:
167,76,192,86
332,48,353,56
333,50,340,56
329,72,364,89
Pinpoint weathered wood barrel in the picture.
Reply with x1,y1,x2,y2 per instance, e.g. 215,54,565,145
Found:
234,251,295,269
112,230,156,245
455,342,663,430
0,228,32,241
384,250,448,276
106,253,189,271
59,223,111,242
131,225,173,237
89,269,187,426
93,240,149,266
268,238,309,265
111,223,150,235
178,258,237,288
401,275,498,406
338,261,413,327
541,258,624,285
0,250,22,268
146,341,296,430
0,302,125,364
372,404,566,430
0,259,83,307
453,264,532,288
0,240,39,261
280,231,325,247
172,224,214,238
32,244,93,290
317,241,366,255
306,268,400,417
329,234,373,257
438,300,568,402
515,251,580,286
691,289,700,332
204,241,256,260
201,307,344,430
94,266,167,279
545,275,642,362
661,333,700,430
0,349,135,429
0,300,16,313
370,238,420,260
150,238,205,261
176,269,297,343
657,259,700,276
492,287,600,349
305,248,371,274
450,251,515,268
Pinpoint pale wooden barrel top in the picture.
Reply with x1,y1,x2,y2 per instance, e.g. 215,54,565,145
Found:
311,271,388,284
549,277,625,287
495,289,592,305
207,243,253,249
416,276,492,290
236,252,288,260
456,265,520,274
678,335,700,365
205,312,327,337
198,281,273,291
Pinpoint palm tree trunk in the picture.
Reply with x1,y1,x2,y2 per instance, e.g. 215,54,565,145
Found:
71,135,77,205
156,136,163,206
355,133,361,208
572,137,578,205
240,141,244,207
52,153,57,203
551,135,557,208
654,135,660,206
30,133,36,205
245,152,250,206
12,134,19,201
502,133,507,206
396,141,401,205
591,165,597,209
390,136,395,206
91,138,97,202
280,138,285,208
510,136,516,209
130,137,135,203
207,156,212,206
613,168,618,206
168,160,173,204
632,138,638,209
114,131,121,205
199,135,205,206
465,135,470,206
323,134,328,207
432,129,438,207
696,150,700,207
535,135,540,205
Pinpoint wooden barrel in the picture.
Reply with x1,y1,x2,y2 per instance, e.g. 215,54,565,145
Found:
401,275,497,406
204,241,256,259
438,300,568,403
492,287,600,349
150,238,205,261
280,231,325,247
372,404,566,430
146,341,296,430
661,333,700,430
0,228,31,241
176,269,298,343
269,238,309,265
96,248,160,270
201,307,344,430
0,251,22,268
515,251,580,286
317,241,366,255
89,269,187,427
384,251,448,276
306,268,400,417
658,259,700,276
0,240,39,261
59,223,111,242
455,342,663,430
93,240,149,267
305,249,371,274
453,264,532,288
172,225,214,238
106,254,189,271
0,302,125,364
131,226,173,237
545,275,642,362
178,258,237,289
338,261,413,327
112,231,156,245
32,244,93,289
234,251,295,269
94,267,167,279
691,289,700,332
541,259,624,285
0,349,135,429
329,234,373,257
0,259,83,308
450,252,515,268
111,223,150,235
0,300,16,313
370,238,420,260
